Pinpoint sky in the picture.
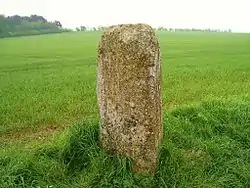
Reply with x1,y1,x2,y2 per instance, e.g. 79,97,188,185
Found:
1,0,250,32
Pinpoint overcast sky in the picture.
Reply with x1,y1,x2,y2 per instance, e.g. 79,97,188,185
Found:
1,0,249,32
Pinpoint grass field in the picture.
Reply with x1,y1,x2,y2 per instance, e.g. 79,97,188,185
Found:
0,31,250,187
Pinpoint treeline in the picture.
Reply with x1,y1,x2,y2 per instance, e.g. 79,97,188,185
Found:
0,14,71,38
75,26,106,32
76,25,232,33
156,27,232,33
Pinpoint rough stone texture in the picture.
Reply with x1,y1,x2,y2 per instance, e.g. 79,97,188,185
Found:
97,23,162,174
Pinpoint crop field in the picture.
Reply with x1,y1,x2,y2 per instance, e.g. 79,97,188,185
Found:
0,31,250,187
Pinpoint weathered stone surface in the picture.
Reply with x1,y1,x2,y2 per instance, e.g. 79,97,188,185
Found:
97,23,162,174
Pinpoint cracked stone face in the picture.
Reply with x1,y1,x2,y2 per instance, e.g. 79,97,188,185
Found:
97,23,163,174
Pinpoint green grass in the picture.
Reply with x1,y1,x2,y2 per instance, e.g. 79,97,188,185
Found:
0,31,250,187
1,99,249,187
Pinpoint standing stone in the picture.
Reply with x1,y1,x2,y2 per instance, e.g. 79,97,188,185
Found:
97,23,162,174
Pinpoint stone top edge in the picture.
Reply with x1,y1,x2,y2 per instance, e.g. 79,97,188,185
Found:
105,23,154,31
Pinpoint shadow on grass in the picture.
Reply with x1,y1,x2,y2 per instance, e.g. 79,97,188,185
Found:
1,98,249,187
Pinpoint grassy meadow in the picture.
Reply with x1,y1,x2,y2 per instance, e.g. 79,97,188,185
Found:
0,31,250,187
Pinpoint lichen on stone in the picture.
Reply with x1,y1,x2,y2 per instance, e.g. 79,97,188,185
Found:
97,23,163,174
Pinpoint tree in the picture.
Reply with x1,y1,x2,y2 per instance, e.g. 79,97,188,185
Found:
54,20,62,28
30,14,47,22
0,14,70,38
76,27,80,31
0,14,5,33
97,26,106,31
80,26,86,31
